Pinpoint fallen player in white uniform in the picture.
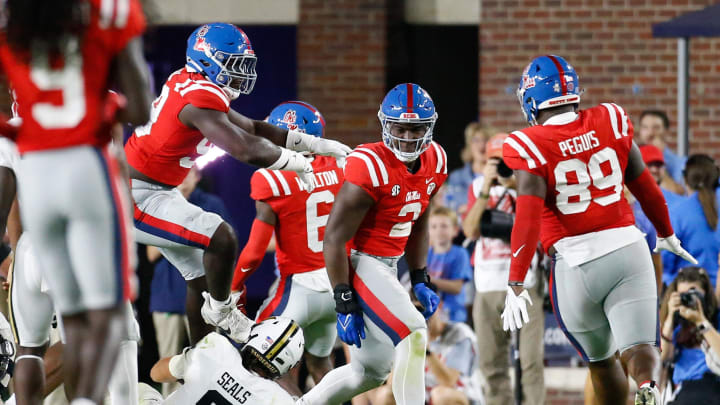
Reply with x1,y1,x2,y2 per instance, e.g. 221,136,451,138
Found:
141,317,303,405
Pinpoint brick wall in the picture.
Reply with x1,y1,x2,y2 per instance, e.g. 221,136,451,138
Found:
479,0,720,157
297,0,388,147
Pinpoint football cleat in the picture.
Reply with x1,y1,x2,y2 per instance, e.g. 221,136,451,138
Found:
200,291,254,343
635,381,662,405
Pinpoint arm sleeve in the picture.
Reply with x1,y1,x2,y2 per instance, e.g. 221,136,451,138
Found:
231,219,274,291
626,169,674,238
509,195,543,283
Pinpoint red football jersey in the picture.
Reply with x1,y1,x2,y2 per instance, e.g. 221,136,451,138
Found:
0,0,146,153
345,141,448,257
125,68,231,186
502,104,636,251
251,155,343,276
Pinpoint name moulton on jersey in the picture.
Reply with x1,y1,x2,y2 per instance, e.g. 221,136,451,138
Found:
294,169,339,190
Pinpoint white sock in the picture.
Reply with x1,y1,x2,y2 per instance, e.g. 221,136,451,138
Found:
70,399,97,405
209,295,231,311
5,394,15,405
392,329,428,405
108,340,138,405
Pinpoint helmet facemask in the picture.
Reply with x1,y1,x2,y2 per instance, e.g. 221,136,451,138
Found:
378,111,437,162
212,50,257,99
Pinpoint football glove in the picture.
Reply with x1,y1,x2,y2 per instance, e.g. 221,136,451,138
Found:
286,130,352,160
501,286,533,332
410,268,439,319
268,148,316,192
334,284,365,348
654,234,698,265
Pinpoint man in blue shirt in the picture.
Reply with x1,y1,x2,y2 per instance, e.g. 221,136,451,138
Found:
638,110,687,188
426,206,472,322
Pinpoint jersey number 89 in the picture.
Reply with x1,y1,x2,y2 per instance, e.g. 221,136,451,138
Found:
554,147,623,215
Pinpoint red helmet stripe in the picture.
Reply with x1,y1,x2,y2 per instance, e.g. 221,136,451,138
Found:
406,83,414,113
546,55,567,95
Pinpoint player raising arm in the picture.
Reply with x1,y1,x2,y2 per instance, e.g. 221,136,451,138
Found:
125,23,350,345
298,84,447,405
500,55,696,405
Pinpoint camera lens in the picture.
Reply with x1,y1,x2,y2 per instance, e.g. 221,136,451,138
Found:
497,159,513,178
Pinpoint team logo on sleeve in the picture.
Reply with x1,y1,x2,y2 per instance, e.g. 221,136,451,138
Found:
427,182,436,195
391,184,401,196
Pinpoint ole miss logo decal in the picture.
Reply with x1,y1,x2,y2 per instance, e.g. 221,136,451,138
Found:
281,110,299,131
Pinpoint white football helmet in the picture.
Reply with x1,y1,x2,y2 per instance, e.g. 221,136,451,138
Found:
241,316,304,379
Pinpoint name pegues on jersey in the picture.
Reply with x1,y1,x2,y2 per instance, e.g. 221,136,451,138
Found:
502,104,636,251
250,155,343,275
164,333,294,405
0,0,146,153
344,141,448,257
125,68,231,187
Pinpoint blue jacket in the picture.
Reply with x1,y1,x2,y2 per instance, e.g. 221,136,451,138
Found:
662,192,720,287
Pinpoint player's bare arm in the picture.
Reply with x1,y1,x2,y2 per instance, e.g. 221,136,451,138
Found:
255,200,278,226
624,141,648,182
323,182,374,288
404,207,431,271
150,357,178,384
179,105,283,167
228,109,288,147
112,37,153,125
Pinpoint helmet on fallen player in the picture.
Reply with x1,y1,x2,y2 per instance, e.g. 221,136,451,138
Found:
241,317,304,379
517,55,581,125
267,101,325,138
186,23,257,100
378,83,438,162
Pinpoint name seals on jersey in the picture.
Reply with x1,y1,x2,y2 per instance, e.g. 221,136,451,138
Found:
216,372,253,403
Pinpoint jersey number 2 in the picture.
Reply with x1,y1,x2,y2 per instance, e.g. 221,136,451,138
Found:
196,390,231,405
389,202,422,237
554,147,623,215
30,43,86,129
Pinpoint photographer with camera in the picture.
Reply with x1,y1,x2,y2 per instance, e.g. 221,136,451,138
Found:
659,266,720,404
462,133,544,405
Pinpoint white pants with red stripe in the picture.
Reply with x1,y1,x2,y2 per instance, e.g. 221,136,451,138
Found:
17,145,135,315
300,251,428,405
131,179,223,281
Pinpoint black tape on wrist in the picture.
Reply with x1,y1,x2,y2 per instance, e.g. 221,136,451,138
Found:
333,283,359,314
410,267,430,286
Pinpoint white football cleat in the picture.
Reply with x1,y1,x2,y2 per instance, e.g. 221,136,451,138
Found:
635,381,662,405
200,291,254,343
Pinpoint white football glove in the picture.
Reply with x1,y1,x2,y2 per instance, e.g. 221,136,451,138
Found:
286,130,352,160
654,234,698,265
501,286,533,332
268,148,316,192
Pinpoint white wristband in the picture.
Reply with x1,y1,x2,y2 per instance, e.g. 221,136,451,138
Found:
286,129,316,152
267,148,310,173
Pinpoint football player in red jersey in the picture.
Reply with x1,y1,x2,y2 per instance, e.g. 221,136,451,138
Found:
124,23,350,345
230,101,341,395
0,0,153,404
501,55,697,405
298,83,448,405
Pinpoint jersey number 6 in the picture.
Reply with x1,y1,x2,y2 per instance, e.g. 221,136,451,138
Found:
554,147,623,215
